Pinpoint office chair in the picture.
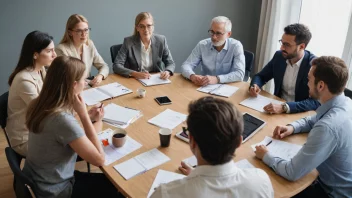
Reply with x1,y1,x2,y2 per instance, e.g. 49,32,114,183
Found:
5,147,37,198
244,50,254,82
110,44,123,63
344,88,352,99
0,91,11,147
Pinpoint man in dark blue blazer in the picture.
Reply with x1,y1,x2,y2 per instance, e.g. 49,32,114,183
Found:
249,24,320,114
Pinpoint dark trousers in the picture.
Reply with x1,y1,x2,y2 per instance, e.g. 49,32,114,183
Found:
292,180,329,198
71,170,125,198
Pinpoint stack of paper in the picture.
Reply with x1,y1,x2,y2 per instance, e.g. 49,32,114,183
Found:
148,109,187,129
114,148,170,180
251,136,302,161
138,74,171,86
103,104,142,128
197,84,239,97
240,95,283,113
147,170,186,197
97,129,142,165
81,82,132,105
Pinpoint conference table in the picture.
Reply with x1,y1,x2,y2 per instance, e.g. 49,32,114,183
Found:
95,73,318,198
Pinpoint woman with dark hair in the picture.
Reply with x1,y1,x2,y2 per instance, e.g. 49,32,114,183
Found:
23,56,120,198
7,30,56,156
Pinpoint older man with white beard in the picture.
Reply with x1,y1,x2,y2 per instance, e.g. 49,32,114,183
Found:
181,16,245,86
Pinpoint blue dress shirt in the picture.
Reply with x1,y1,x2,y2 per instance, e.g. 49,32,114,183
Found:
181,38,245,83
263,94,352,197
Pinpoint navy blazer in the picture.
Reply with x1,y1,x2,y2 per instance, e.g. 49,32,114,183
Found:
250,50,320,113
113,34,175,77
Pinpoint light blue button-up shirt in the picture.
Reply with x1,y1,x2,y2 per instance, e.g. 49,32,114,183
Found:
263,94,352,197
181,38,245,83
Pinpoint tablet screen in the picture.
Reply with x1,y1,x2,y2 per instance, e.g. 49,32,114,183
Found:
243,113,265,141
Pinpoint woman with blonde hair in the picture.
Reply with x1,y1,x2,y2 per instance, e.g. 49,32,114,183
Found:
7,31,56,156
23,56,121,197
113,12,175,79
56,14,109,86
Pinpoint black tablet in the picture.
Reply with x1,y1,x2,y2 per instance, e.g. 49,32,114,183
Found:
242,112,266,143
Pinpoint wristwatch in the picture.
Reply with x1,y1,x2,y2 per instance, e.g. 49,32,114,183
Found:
282,103,288,113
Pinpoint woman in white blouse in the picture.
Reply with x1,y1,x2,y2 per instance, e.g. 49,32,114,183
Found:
56,14,109,86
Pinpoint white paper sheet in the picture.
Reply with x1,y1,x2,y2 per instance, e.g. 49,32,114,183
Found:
197,84,239,97
147,170,186,198
251,136,302,161
182,155,197,167
138,74,171,86
148,109,187,129
240,95,283,113
114,148,170,180
97,129,142,165
234,159,255,169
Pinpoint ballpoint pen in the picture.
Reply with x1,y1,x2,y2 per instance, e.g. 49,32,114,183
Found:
265,140,272,146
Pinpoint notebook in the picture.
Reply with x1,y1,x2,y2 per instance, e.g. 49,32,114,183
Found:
138,74,171,86
197,84,239,97
148,109,187,129
81,82,132,105
147,170,186,197
114,148,170,180
103,104,142,126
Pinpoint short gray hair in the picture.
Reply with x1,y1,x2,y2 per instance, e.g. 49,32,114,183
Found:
211,16,232,32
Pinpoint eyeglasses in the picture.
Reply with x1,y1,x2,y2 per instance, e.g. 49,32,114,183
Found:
137,24,153,30
71,28,91,35
279,39,298,48
208,30,226,37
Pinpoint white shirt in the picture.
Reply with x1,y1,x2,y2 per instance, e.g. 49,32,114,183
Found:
150,161,274,198
281,56,304,102
141,40,153,72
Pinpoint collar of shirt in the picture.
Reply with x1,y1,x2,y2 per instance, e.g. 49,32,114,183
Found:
286,54,304,68
210,38,229,51
141,40,152,53
188,160,237,178
316,93,346,120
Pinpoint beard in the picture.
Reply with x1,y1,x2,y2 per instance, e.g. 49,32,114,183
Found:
309,86,320,100
282,49,298,60
212,39,226,47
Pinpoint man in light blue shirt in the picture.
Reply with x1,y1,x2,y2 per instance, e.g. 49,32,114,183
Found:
181,16,245,85
255,56,352,198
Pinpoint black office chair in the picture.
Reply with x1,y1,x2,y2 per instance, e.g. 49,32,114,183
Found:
5,147,37,198
110,44,123,63
344,88,352,99
0,91,11,147
244,50,254,82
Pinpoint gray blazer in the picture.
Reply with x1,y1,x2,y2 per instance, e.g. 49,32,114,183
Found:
113,34,175,77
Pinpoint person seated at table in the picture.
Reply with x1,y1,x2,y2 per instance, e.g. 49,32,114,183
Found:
23,56,122,198
56,14,109,86
181,16,245,86
255,56,352,198
151,96,274,198
7,31,56,157
113,12,175,80
249,23,320,114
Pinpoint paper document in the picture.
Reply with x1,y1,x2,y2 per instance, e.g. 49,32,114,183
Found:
234,159,255,169
81,82,132,105
148,109,187,129
182,155,197,167
138,74,171,86
98,129,142,165
103,103,142,126
251,136,302,161
147,170,186,197
240,95,283,113
114,148,170,180
197,84,239,97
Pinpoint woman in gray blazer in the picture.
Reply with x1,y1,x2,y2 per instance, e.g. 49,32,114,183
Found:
113,12,175,79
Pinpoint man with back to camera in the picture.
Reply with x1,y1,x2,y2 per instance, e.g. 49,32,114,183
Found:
255,56,352,197
249,23,320,114
181,16,245,86
151,96,274,198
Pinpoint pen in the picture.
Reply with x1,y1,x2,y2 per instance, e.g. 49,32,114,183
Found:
265,140,272,146
124,106,138,111
99,103,103,108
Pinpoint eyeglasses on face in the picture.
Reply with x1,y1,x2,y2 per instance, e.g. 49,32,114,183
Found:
279,39,299,48
137,24,154,30
71,28,91,34
208,30,226,37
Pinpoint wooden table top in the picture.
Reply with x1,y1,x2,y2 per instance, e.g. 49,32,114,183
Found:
97,73,318,198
